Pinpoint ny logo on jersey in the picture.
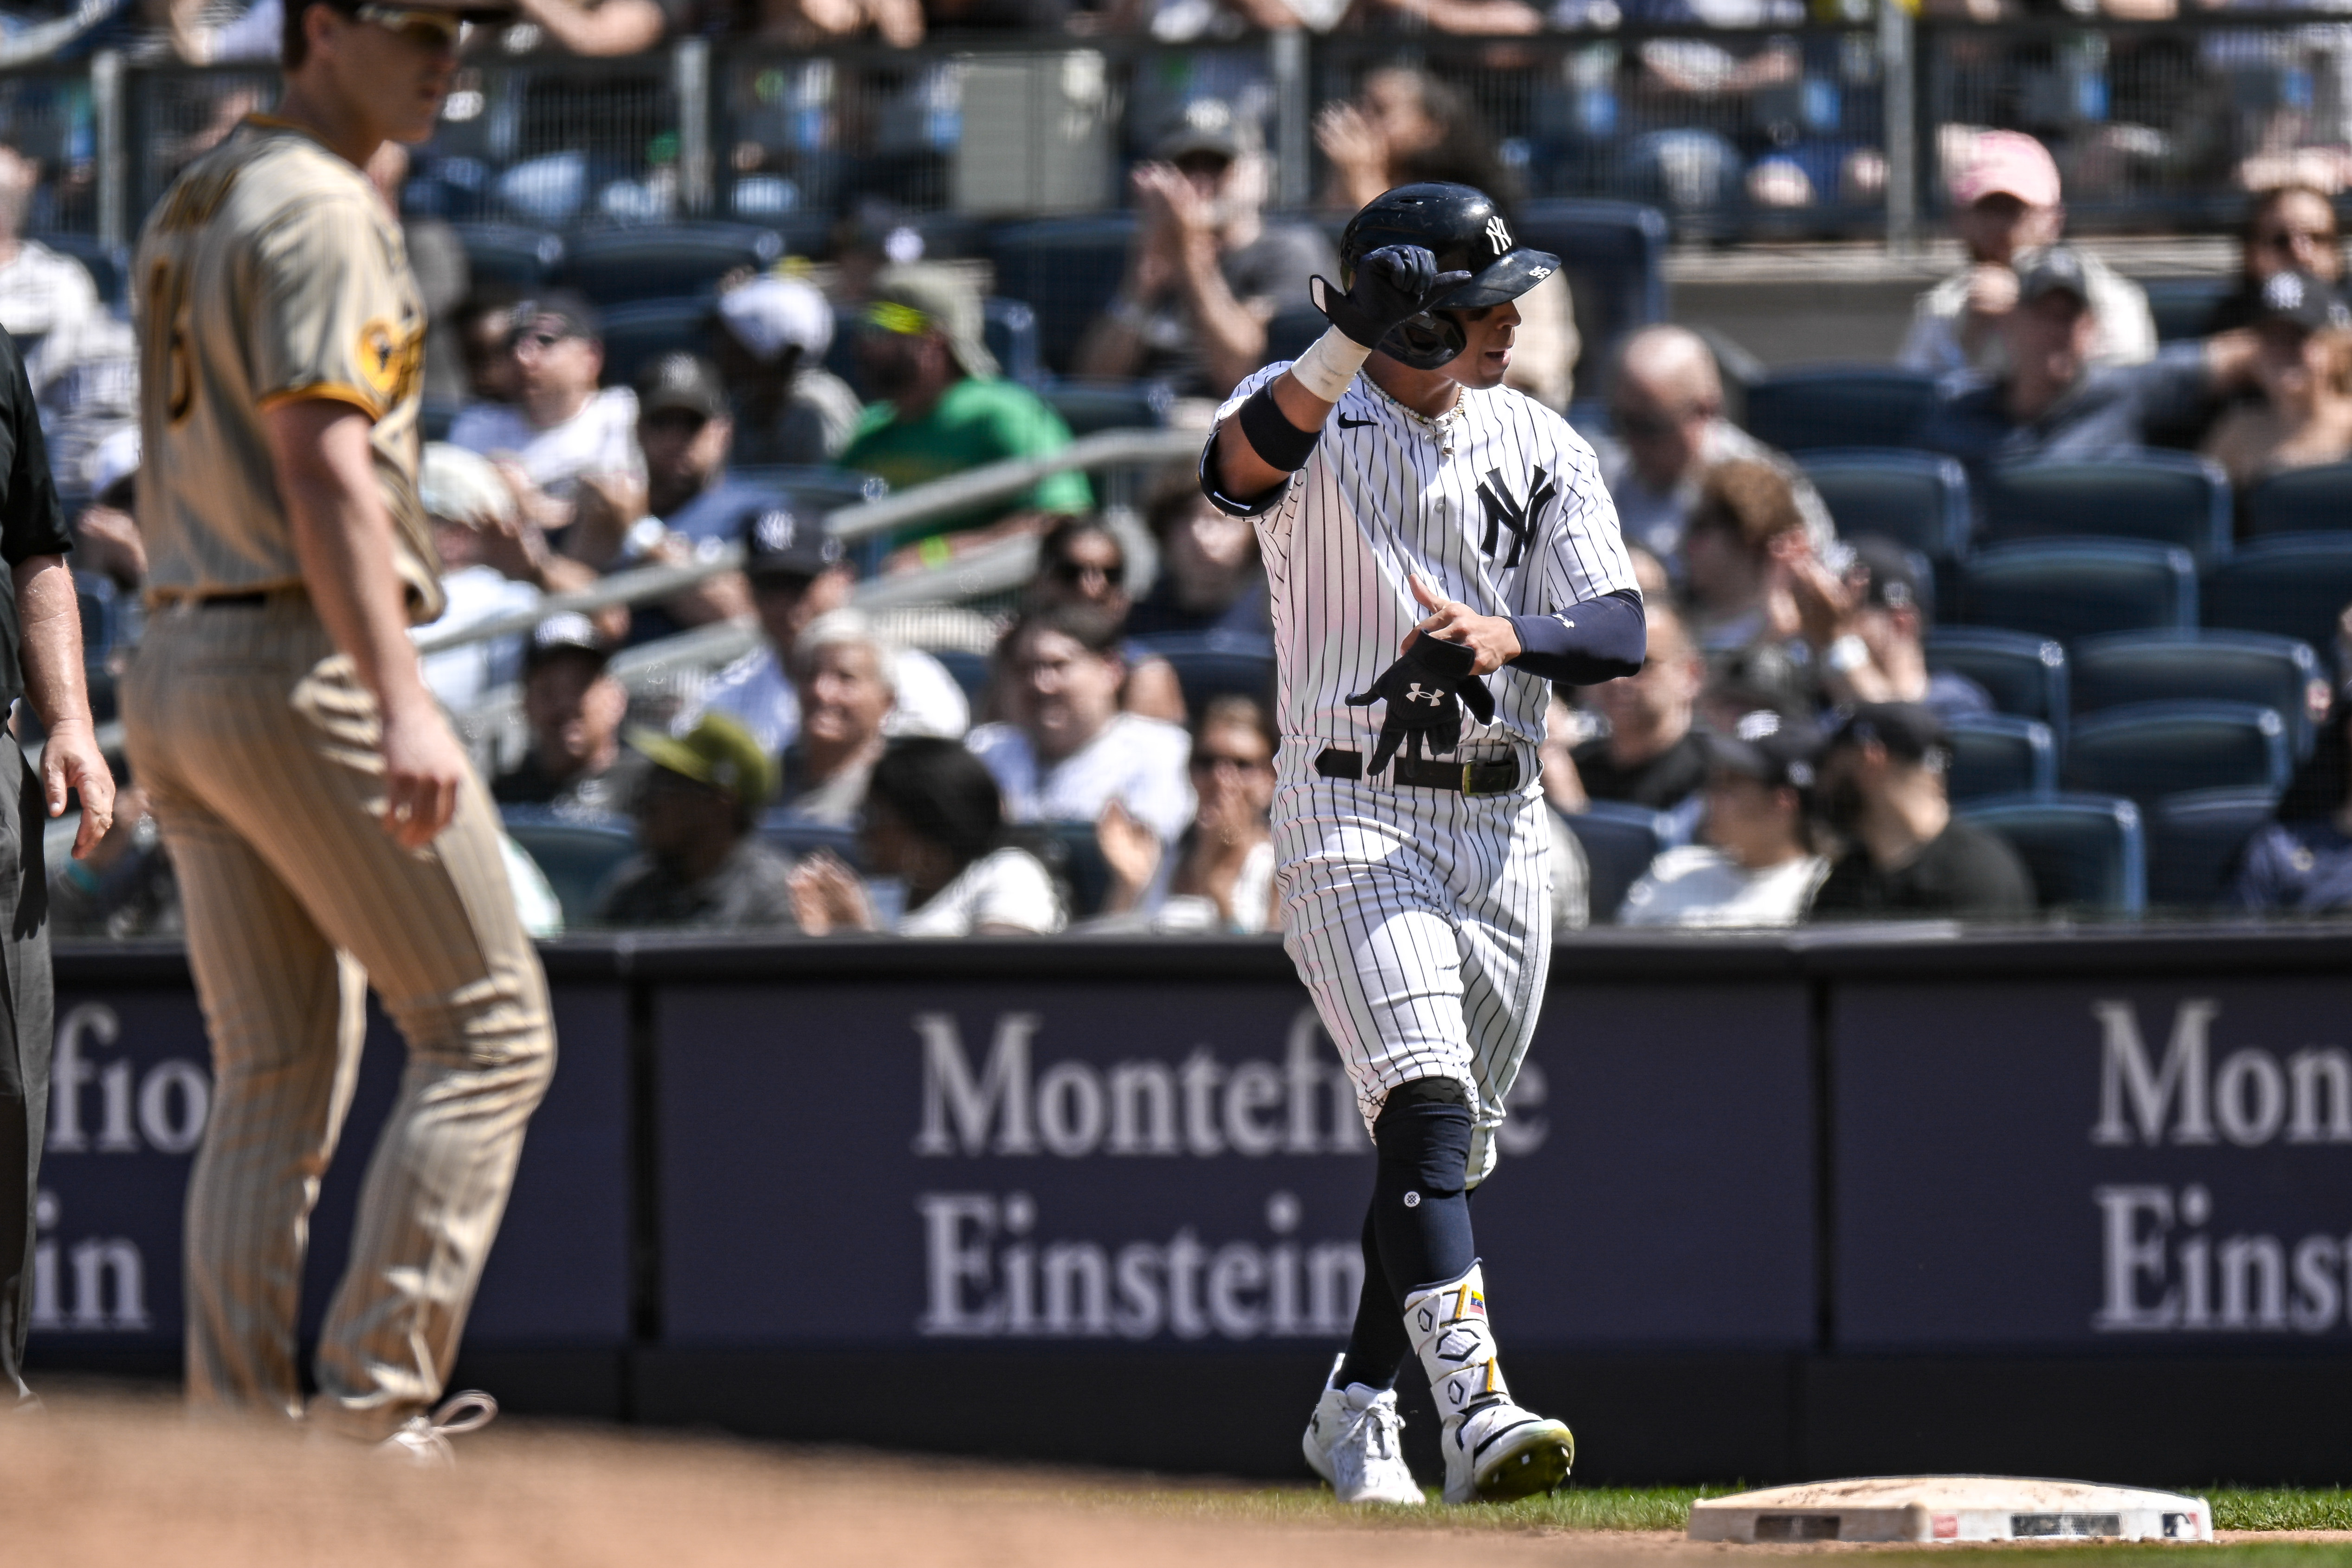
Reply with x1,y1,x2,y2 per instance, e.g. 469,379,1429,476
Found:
1475,466,1557,568
1485,215,1512,252
1403,682,1443,707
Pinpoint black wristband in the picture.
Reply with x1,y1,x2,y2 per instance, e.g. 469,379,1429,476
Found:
1237,386,1321,473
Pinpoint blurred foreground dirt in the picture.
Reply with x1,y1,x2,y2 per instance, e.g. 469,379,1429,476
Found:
12,1389,2343,1565
0,1387,1684,1568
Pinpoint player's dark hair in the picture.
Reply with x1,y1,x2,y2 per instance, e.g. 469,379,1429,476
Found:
866,737,1005,872
999,600,1126,663
283,0,350,70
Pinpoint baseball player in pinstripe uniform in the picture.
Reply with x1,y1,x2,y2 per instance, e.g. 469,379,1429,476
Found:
123,0,550,1463
1201,183,1647,1505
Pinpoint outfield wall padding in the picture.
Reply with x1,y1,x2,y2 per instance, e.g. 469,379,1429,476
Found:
32,928,2352,1483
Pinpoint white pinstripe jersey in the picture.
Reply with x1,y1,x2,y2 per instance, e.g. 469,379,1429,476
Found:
1214,363,1639,753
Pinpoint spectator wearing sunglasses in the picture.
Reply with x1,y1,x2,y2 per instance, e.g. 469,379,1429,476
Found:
838,264,1090,570
2205,185,2344,336
1597,324,1835,567
1024,515,1186,723
1072,104,1336,404
446,289,643,544
1095,695,1281,933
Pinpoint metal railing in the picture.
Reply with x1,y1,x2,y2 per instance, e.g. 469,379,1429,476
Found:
6,12,2348,253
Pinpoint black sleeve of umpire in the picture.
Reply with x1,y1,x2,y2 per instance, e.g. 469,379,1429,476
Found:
1506,589,1646,685
1197,427,1292,518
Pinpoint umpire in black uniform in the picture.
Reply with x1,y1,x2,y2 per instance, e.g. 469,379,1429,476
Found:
0,327,115,1407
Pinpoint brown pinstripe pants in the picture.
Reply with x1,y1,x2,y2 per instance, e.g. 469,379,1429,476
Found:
121,595,555,1439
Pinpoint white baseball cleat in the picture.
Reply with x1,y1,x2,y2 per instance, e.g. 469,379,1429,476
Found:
1438,1397,1575,1506
1302,1355,1427,1505
376,1389,499,1469
1402,1264,1574,1504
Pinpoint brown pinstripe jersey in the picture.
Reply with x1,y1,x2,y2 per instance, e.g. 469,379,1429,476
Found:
133,116,443,620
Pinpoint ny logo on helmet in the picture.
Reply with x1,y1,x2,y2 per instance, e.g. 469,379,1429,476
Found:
1485,215,1512,252
1477,466,1558,569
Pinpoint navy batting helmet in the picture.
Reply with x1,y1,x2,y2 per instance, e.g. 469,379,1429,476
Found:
1338,183,1561,370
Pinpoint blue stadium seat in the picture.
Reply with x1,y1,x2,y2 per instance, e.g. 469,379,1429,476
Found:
452,222,563,294
2070,629,2324,758
2202,535,2352,656
1741,367,1940,452
1977,454,2233,560
1038,819,1114,920
1957,793,2145,916
1924,628,2069,740
929,648,990,707
1129,631,1275,716
1042,378,1171,436
2243,461,2352,540
759,813,861,871
2141,277,2229,343
598,296,713,386
986,214,1138,374
1558,800,1684,923
2145,786,2278,909
1947,714,2056,801
1511,200,1670,366
986,297,1043,388
1799,448,1972,561
37,232,126,310
552,223,786,306
500,815,637,928
2063,700,2292,804
1956,540,2197,644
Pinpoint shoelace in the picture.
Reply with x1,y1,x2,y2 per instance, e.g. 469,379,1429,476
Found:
422,1389,499,1440
1345,1397,1404,1462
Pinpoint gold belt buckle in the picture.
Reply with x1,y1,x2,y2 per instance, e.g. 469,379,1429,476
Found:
1462,760,1492,796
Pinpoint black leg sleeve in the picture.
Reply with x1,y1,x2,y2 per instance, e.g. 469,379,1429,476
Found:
1369,1078,1477,1303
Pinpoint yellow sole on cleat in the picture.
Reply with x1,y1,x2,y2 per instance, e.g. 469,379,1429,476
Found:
1473,1426,1575,1503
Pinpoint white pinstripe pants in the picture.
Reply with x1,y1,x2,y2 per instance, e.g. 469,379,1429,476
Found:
122,597,554,1439
1272,741,1551,1188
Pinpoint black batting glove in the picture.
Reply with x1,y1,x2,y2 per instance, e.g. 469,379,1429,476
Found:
1311,244,1474,351
1345,635,1496,774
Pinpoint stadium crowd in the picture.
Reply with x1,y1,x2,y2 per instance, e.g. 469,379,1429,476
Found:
18,56,2352,936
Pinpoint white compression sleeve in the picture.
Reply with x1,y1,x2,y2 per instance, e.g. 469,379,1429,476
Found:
1289,327,1373,404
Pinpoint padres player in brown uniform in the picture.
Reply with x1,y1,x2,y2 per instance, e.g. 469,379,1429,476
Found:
124,0,550,1462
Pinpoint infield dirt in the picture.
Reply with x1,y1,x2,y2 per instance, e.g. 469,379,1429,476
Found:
8,1389,2344,1566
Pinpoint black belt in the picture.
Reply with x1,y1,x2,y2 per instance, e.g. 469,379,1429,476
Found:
199,590,272,607
1314,746,1519,795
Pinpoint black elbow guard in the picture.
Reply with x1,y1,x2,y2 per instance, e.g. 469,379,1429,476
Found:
1237,385,1321,472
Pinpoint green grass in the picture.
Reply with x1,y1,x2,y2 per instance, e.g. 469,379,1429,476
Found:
2215,1490,2352,1532
1125,1482,1736,1532
1108,1484,2352,1537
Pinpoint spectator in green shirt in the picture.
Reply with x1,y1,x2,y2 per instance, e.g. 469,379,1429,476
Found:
840,264,1092,568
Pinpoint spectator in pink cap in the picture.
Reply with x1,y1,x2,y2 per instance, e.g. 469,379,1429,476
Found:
1897,130,2155,378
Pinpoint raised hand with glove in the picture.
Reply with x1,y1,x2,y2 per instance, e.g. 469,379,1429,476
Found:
1205,244,1474,511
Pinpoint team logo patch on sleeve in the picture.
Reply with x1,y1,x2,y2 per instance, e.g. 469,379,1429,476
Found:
357,318,412,400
